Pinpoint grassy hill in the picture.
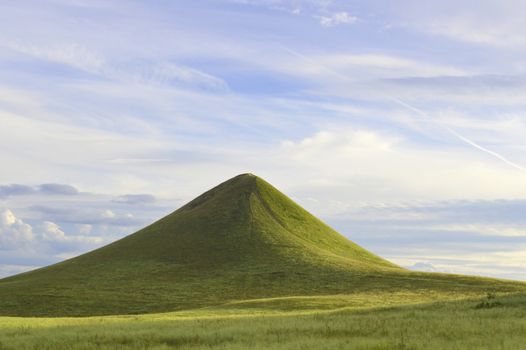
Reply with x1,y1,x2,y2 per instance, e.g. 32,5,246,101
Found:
0,173,524,316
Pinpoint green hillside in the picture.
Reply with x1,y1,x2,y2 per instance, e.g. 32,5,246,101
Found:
0,173,523,316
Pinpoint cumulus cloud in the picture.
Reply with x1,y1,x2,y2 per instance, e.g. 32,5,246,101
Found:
41,221,67,242
41,221,104,245
0,209,34,249
319,12,357,27
0,209,108,260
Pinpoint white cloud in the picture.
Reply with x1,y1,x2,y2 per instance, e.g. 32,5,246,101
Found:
101,210,116,219
0,207,111,269
41,221,67,242
275,127,526,204
0,209,34,249
40,221,105,245
1,209,17,227
319,12,357,27
77,224,93,234
281,129,395,161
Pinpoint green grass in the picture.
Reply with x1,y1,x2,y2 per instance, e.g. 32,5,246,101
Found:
1,292,526,349
0,173,525,316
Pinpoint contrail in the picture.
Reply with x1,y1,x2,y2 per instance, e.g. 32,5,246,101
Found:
386,96,526,172
446,128,526,171
282,46,526,172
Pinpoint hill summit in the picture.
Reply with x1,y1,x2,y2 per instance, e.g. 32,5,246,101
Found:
0,174,522,316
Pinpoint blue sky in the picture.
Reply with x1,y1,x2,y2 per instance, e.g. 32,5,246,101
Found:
1,0,526,279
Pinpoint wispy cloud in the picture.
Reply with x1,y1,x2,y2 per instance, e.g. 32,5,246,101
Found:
7,42,105,74
4,41,229,91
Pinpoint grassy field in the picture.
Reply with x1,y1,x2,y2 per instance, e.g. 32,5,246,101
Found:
1,292,525,349
1,173,525,349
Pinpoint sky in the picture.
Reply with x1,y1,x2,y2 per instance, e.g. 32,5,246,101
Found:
1,0,526,280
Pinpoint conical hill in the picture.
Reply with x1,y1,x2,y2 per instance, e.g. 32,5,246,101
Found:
0,174,522,316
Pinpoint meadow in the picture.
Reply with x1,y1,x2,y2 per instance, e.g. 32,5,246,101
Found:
1,175,525,349
1,291,525,350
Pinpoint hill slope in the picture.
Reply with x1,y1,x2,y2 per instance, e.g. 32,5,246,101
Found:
0,173,523,316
